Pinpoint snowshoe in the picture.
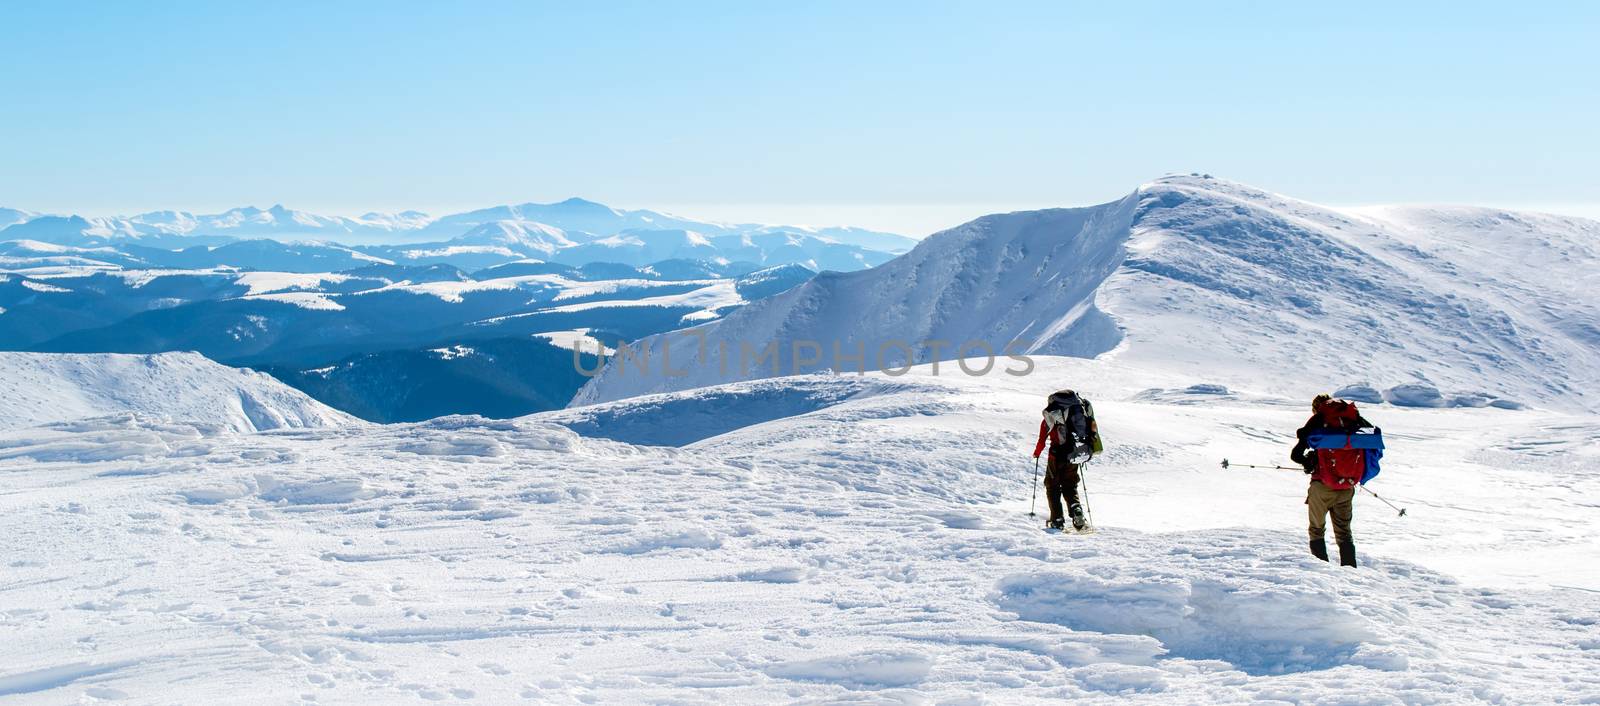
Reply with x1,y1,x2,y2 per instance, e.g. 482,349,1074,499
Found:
1069,504,1087,531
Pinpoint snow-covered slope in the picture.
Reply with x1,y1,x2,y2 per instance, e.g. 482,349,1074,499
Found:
0,351,358,432
0,215,146,245
2,357,1595,702
450,220,576,256
552,228,722,266
575,176,1600,412
760,224,919,254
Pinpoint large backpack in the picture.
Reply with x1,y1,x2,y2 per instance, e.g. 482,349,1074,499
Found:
1042,390,1102,461
1305,399,1384,488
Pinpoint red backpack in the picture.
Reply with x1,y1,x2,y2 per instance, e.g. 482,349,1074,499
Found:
1313,446,1365,490
1312,400,1365,490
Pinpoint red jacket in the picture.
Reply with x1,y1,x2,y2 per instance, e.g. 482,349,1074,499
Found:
1033,420,1068,458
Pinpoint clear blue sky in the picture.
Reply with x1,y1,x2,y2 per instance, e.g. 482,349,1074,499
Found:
2,1,1596,234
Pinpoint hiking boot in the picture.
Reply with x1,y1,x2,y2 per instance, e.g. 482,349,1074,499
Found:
1046,518,1065,531
1069,504,1086,530
1337,539,1357,568
1309,538,1329,562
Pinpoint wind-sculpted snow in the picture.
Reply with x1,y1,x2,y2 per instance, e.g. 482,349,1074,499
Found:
539,374,944,446
995,530,1392,676
577,176,1600,412
0,352,358,432
1,358,1598,701
1100,177,1600,411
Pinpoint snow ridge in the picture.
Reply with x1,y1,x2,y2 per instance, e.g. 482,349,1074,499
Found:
0,351,359,432
576,176,1600,411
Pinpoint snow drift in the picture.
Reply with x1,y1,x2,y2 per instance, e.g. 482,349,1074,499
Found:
575,175,1600,411
0,351,358,432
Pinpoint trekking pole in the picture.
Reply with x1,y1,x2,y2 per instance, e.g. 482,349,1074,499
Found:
1079,459,1095,529
1359,484,1407,517
1223,459,1409,517
1029,456,1039,517
1220,459,1302,471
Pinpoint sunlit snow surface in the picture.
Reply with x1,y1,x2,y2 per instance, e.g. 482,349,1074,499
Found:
2,358,1596,702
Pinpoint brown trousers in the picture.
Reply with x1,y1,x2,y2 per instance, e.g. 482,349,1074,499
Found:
1043,454,1082,524
1306,481,1354,543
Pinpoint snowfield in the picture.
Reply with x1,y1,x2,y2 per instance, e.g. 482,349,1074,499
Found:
2,357,1597,703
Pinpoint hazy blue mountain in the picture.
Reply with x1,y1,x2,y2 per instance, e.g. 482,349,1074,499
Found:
1,215,139,245
552,229,721,267
0,207,36,229
470,260,581,280
340,262,471,283
0,239,150,269
751,224,918,254
412,198,708,242
0,198,912,272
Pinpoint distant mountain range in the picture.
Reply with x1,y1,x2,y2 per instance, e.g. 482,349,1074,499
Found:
0,197,918,263
1,196,842,424
0,238,819,421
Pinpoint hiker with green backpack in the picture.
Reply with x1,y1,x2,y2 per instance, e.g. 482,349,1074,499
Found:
1031,389,1103,531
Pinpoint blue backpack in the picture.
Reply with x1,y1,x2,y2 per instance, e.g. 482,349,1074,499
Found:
1306,428,1385,484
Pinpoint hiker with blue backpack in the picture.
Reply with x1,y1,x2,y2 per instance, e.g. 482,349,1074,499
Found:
1290,393,1384,567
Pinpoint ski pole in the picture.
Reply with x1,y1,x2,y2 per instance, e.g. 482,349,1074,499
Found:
1029,456,1039,517
1359,484,1407,517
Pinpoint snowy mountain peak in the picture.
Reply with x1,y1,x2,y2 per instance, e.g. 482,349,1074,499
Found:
576,176,1600,412
550,196,618,213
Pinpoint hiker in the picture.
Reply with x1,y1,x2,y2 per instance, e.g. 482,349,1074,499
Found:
1032,390,1099,531
1290,393,1374,567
